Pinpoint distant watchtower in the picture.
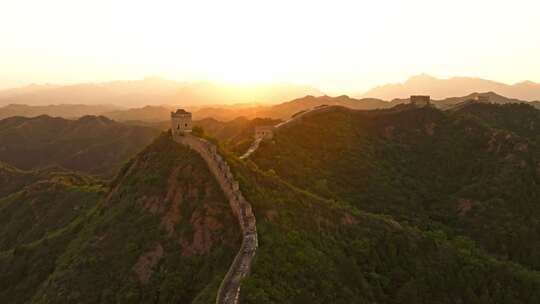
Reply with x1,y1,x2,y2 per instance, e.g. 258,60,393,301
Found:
171,109,192,136
410,95,431,107
254,126,274,140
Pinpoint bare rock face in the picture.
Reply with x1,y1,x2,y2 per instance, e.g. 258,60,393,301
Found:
173,134,258,304
514,142,529,152
457,198,473,216
117,137,241,259
180,206,225,257
133,244,164,284
424,122,436,135
9,133,242,304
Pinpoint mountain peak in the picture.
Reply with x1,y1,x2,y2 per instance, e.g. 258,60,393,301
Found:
514,80,538,86
363,74,540,101
405,73,438,84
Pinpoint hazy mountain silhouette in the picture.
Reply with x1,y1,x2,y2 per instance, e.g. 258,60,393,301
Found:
186,95,395,121
3,91,538,125
0,115,160,176
260,95,395,118
103,105,173,122
0,104,122,120
389,91,540,110
103,95,393,122
362,74,540,101
189,93,539,121
0,77,322,107
173,81,323,105
0,76,181,107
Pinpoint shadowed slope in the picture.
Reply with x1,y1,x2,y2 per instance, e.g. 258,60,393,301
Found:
31,133,241,303
250,104,540,272
220,141,540,304
0,115,160,176
0,167,105,303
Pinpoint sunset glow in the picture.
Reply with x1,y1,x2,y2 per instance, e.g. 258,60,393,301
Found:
1,0,540,93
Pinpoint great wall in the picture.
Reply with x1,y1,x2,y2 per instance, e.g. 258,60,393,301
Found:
240,104,334,160
173,133,258,304
241,96,436,160
176,106,330,301
239,137,263,160
170,97,429,303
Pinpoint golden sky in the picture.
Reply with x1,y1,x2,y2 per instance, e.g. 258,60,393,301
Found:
1,0,539,93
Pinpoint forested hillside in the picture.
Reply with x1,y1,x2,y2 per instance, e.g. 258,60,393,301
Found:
0,115,160,176
250,103,540,272
0,165,106,302
3,104,540,303
224,128,540,303
29,133,241,303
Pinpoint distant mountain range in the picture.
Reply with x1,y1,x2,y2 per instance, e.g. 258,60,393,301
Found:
188,92,540,121
103,105,173,122
0,76,322,107
0,104,122,120
2,79,540,123
3,74,540,109
2,92,538,124
362,74,540,101
0,115,160,176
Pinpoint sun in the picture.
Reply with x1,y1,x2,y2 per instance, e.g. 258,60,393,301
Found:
190,42,287,85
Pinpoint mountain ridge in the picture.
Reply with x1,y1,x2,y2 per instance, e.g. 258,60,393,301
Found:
0,78,322,107
3,89,539,123
362,74,540,101
0,115,160,176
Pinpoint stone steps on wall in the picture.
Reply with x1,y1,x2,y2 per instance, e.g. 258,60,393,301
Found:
174,133,257,304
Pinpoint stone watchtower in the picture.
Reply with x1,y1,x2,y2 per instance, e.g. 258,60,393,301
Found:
171,109,192,137
254,126,274,140
410,95,431,107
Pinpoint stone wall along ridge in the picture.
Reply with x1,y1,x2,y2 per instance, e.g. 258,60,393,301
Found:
173,134,257,304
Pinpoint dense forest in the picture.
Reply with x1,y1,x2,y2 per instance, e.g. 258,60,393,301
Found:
250,103,540,272
0,115,160,176
2,102,540,303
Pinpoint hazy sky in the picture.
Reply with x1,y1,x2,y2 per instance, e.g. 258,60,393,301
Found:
1,0,539,94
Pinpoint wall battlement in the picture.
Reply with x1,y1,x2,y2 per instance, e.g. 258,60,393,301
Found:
410,95,431,106
171,109,193,136
173,133,257,304
254,126,274,140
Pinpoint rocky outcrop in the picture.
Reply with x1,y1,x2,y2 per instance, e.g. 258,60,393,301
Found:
132,244,164,284
174,134,257,304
